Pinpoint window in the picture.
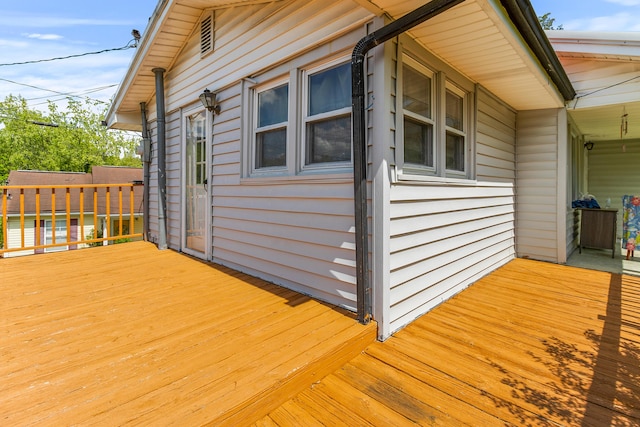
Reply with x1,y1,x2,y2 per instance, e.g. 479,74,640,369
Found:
401,56,471,179
45,219,67,252
445,84,466,173
254,83,288,169
304,62,352,165
402,63,434,169
245,55,352,178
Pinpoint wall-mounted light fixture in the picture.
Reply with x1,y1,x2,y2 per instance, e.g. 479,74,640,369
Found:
199,88,220,114
584,141,594,151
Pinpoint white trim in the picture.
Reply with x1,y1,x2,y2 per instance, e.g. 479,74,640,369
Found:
444,80,468,178
557,108,568,263
396,50,475,181
300,56,354,173
371,35,394,340
250,78,290,176
397,54,436,175
180,104,212,260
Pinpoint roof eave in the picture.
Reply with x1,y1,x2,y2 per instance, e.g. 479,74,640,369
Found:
499,0,576,101
105,0,171,130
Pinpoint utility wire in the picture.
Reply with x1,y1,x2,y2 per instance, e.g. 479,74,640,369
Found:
0,77,116,104
26,85,118,101
0,40,137,67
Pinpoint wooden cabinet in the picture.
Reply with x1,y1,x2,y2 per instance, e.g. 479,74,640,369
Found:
578,208,618,258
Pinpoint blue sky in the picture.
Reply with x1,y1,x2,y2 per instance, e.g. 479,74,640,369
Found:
530,0,640,31
0,0,639,114
0,0,156,112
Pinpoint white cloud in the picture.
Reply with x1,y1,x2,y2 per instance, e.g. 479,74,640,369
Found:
0,13,133,29
0,39,28,48
563,12,640,31
24,33,64,40
605,0,640,5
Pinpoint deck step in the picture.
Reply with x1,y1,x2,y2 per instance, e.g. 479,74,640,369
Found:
215,318,377,426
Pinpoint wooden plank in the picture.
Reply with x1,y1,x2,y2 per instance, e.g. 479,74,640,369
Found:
263,258,640,426
0,241,375,425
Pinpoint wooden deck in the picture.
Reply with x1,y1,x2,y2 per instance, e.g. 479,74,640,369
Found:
0,241,376,425
257,259,640,426
3,245,639,426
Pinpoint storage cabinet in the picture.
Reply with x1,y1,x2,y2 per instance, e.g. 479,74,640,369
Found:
578,208,618,258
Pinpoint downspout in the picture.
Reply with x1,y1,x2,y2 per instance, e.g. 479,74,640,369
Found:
152,67,168,250
140,102,151,241
351,0,466,324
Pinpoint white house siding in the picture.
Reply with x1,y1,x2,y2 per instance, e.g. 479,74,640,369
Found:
586,138,640,248
565,124,585,259
515,108,567,262
4,215,97,257
142,0,374,309
145,110,160,247
165,108,183,249
386,88,516,335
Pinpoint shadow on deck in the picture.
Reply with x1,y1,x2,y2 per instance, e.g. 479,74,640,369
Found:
257,259,640,426
3,243,639,425
0,241,375,425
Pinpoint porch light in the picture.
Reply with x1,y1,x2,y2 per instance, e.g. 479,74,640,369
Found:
199,88,220,114
584,141,594,151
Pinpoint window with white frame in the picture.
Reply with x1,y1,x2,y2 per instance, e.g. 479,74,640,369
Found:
45,219,67,252
401,56,470,179
253,82,289,170
246,55,352,178
402,61,435,171
304,61,352,166
445,83,466,174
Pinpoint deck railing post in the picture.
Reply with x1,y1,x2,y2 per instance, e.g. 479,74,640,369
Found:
0,183,143,255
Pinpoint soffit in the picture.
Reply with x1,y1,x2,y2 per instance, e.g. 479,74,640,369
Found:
109,0,565,130
108,0,279,129
549,31,640,141
368,0,564,110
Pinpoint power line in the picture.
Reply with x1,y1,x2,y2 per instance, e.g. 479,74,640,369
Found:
0,77,116,104
26,85,118,101
0,40,137,67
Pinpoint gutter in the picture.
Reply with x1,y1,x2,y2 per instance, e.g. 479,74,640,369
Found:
351,0,466,324
499,0,576,101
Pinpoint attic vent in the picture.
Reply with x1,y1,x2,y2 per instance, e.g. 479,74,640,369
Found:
200,13,214,56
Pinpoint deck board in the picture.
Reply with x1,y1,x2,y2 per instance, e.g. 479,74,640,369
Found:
4,244,640,425
257,258,640,426
0,241,376,425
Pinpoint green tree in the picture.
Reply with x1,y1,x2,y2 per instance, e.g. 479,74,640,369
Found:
539,13,563,30
0,95,141,182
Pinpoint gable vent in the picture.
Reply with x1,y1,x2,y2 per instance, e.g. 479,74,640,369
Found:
200,13,214,56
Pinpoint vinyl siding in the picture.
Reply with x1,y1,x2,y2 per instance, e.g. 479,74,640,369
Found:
586,138,640,247
4,215,98,258
143,0,374,310
386,88,516,336
515,109,565,262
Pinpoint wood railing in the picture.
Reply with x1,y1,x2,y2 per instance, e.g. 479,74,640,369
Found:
1,183,143,256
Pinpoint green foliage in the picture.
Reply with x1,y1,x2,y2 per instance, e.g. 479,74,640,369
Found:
538,13,563,30
0,95,141,182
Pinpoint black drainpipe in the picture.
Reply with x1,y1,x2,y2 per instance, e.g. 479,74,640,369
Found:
351,0,466,324
140,102,151,241
153,67,168,250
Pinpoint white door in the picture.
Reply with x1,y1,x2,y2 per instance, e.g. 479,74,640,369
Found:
182,108,210,258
